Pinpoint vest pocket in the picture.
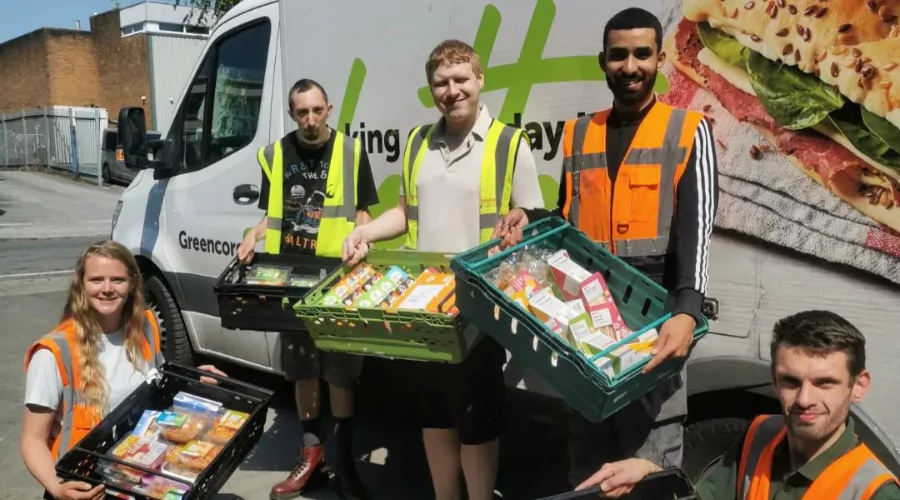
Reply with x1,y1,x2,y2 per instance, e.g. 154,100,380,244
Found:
627,167,660,225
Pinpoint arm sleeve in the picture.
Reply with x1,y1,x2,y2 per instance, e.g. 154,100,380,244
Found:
24,348,64,411
510,136,545,210
693,433,742,500
356,149,380,210
869,482,900,500
672,117,719,323
257,167,270,211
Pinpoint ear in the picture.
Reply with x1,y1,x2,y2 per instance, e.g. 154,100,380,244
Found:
477,71,484,90
326,102,334,116
851,369,871,403
598,52,607,74
657,50,667,71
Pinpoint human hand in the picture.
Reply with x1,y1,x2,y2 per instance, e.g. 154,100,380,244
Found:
574,458,661,497
488,208,529,255
50,480,105,500
642,313,696,374
236,230,257,265
341,228,371,265
198,364,228,385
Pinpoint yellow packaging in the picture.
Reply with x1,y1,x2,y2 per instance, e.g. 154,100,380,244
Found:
427,281,458,315
509,290,530,311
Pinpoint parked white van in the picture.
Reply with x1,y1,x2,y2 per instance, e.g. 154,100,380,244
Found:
111,0,900,478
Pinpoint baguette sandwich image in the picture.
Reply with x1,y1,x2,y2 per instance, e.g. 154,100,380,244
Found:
665,0,900,233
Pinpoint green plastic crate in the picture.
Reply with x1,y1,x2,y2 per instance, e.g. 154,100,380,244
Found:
450,217,709,422
294,249,477,363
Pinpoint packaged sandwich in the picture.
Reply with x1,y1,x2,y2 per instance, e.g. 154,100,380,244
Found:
139,476,190,500
204,409,250,444
157,410,210,444
243,264,292,286
172,392,222,417
547,249,593,300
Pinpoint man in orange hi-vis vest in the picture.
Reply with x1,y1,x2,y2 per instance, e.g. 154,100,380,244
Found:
572,310,900,499
491,7,718,486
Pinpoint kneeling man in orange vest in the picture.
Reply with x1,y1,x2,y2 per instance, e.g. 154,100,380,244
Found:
575,310,900,499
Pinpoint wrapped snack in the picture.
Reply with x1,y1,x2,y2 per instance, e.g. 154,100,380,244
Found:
165,441,223,477
243,264,292,286
354,266,414,308
320,263,378,306
547,249,593,300
204,409,249,444
140,476,189,500
157,410,210,444
133,409,161,437
173,392,222,417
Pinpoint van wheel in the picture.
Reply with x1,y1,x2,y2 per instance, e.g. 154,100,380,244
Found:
682,417,750,481
144,274,194,366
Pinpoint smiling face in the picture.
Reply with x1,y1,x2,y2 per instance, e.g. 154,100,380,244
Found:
430,61,484,127
83,254,133,325
773,346,869,444
600,27,664,109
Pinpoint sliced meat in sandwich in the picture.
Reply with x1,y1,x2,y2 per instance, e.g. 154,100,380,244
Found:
666,0,900,233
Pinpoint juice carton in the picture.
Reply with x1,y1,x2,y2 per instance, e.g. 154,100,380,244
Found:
578,272,630,341
547,250,593,300
561,300,594,346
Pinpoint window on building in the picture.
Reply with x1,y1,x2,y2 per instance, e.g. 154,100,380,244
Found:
164,18,271,174
121,22,146,36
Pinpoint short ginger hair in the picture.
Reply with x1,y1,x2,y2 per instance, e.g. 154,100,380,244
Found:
425,39,483,85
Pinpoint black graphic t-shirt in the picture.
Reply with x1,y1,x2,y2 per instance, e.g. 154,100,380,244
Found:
258,129,379,255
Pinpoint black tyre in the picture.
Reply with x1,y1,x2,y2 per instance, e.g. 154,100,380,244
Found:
682,417,750,482
102,163,111,184
143,274,194,366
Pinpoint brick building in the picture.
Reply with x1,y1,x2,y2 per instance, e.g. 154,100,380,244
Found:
0,1,210,130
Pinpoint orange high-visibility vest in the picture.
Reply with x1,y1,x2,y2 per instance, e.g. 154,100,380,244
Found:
23,309,164,460
560,100,703,257
736,415,899,500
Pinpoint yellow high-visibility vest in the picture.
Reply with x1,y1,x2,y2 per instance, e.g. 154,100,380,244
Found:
257,131,360,257
402,120,525,249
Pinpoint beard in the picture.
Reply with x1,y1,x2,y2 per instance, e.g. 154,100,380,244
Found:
784,402,848,443
607,71,656,105
302,128,320,140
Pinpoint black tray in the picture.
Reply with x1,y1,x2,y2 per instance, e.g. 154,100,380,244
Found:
537,468,697,500
213,252,340,332
56,363,274,500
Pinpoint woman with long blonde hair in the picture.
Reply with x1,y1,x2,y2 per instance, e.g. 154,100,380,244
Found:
20,240,224,500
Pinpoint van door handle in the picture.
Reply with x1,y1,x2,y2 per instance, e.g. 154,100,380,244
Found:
233,184,259,205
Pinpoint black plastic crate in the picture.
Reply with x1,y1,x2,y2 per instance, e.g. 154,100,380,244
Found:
537,468,698,499
213,252,340,332
56,363,274,500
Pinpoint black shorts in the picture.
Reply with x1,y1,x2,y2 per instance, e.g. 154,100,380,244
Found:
402,335,507,445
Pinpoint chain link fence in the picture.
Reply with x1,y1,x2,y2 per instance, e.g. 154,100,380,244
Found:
0,106,110,184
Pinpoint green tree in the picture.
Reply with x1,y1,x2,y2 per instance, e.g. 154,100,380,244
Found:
175,0,243,27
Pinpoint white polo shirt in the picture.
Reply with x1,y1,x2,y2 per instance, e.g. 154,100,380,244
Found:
399,104,544,253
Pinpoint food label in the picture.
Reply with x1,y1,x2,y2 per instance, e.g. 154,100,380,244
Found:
548,250,593,300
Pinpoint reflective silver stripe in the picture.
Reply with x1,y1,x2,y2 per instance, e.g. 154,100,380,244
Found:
837,457,896,500
407,204,496,229
494,122,517,213
655,108,688,246
404,125,431,221
564,152,605,172
740,416,786,500
568,114,595,227
322,204,356,218
340,134,357,222
261,143,275,180
615,237,670,257
141,316,163,369
267,217,282,230
43,332,76,456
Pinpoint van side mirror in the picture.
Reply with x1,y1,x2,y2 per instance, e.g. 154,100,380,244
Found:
117,107,149,170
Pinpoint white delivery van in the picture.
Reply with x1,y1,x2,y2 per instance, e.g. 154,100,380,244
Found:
111,0,900,476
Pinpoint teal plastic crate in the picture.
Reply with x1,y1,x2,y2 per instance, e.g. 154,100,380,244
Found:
294,250,477,364
450,217,709,422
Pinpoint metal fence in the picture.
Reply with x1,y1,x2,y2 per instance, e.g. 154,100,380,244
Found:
0,106,109,183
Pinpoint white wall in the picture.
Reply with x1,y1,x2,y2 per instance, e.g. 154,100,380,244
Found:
148,34,208,132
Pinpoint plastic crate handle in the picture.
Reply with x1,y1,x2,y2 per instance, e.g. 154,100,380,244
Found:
464,221,571,270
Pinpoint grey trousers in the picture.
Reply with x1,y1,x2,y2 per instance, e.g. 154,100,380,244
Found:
567,367,688,486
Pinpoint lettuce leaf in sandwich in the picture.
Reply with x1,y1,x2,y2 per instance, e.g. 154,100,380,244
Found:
696,22,900,170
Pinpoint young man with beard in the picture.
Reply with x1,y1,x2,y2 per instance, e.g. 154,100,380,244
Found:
237,79,378,500
340,40,544,500
490,7,719,486
574,310,900,499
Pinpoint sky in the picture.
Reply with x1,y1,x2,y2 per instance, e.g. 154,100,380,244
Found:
0,0,170,44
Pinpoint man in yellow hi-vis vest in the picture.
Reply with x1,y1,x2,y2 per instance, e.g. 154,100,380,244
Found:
340,40,544,500
237,79,378,500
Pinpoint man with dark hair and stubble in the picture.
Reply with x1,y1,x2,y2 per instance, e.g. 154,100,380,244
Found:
492,6,719,487
237,78,379,500
574,309,900,499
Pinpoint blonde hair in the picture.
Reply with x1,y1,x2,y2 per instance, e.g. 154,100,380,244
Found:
62,240,149,415
425,39,483,85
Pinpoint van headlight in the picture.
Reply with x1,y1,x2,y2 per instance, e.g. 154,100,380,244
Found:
111,201,123,238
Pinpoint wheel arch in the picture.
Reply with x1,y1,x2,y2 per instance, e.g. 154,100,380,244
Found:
134,253,198,352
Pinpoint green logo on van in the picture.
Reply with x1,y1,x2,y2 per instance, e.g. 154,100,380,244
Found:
338,0,669,249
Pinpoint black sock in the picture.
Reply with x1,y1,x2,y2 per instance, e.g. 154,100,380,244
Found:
334,416,355,464
301,416,322,445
